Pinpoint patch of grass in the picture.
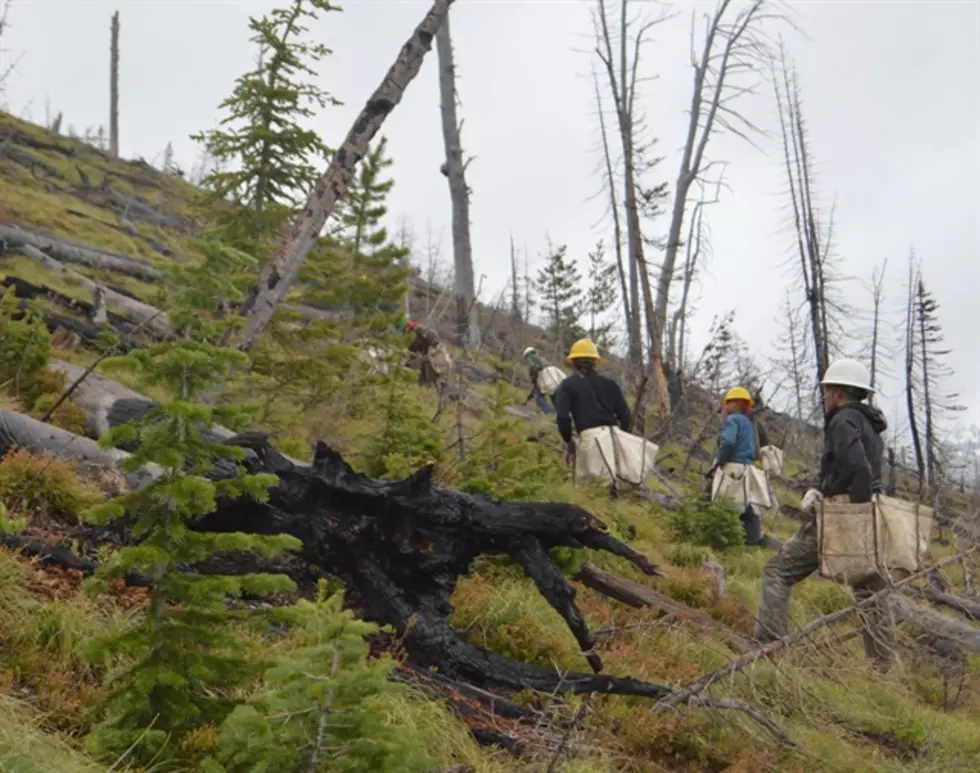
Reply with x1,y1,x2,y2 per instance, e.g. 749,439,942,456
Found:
0,695,108,773
450,573,583,671
0,448,104,519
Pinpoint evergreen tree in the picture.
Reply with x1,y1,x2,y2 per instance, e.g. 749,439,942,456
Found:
230,138,412,453
364,372,444,479
535,243,585,353
458,382,565,500
302,136,410,327
202,581,436,773
585,239,618,348
192,0,342,252
82,240,302,765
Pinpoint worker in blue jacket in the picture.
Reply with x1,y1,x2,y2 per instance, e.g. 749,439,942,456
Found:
707,387,779,549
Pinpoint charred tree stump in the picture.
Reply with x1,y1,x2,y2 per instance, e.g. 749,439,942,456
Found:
194,438,672,699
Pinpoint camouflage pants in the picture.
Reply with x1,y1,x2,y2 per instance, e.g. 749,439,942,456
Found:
755,519,905,668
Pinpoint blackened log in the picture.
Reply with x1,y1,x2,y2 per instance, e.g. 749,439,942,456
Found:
193,439,671,700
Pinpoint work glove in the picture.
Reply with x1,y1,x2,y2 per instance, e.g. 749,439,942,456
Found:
565,440,577,464
801,488,824,516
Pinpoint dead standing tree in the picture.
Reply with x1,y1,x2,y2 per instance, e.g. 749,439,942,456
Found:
109,10,120,158
593,0,671,429
667,176,724,399
868,258,888,400
436,5,479,351
657,0,777,410
904,254,926,494
233,0,454,350
0,0,17,94
773,47,846,398
592,67,638,371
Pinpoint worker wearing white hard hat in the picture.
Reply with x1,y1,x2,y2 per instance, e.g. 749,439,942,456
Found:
756,357,897,668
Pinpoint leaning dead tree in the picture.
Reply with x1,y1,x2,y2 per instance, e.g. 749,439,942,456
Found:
773,47,842,391
233,0,453,351
435,5,479,350
109,10,120,158
657,0,775,408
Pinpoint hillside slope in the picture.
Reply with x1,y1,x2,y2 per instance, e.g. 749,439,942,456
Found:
1,111,979,773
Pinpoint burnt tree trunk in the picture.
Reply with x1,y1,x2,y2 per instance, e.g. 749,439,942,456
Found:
109,11,120,158
435,6,478,350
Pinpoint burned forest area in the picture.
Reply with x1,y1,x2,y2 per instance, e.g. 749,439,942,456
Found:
0,0,979,772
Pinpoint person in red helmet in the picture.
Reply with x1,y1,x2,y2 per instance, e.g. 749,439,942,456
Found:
400,318,451,388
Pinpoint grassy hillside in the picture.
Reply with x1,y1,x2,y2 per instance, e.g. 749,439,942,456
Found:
1,111,979,773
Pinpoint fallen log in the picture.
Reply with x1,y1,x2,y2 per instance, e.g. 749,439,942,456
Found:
43,361,308,473
15,245,173,338
0,221,161,282
573,562,755,653
888,596,980,653
0,408,160,488
913,586,980,621
0,533,151,587
193,438,673,700
2,276,144,344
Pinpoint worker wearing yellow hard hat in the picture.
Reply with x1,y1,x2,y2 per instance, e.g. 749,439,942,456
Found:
707,386,780,549
564,338,601,365
554,338,629,463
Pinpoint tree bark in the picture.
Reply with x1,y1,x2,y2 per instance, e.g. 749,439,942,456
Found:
109,11,120,159
233,0,453,351
435,7,478,350
0,222,160,282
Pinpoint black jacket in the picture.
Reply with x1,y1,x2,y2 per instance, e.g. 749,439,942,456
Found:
819,402,887,503
554,372,631,444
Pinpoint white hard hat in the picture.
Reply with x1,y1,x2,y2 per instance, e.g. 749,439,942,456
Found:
522,347,536,358
820,358,873,394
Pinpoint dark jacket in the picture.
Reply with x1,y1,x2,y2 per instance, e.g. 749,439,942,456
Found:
408,325,439,356
819,402,887,503
554,372,631,444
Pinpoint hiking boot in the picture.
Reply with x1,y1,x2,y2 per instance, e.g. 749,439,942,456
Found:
754,534,784,550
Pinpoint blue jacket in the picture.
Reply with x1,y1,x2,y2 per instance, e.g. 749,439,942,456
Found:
716,413,757,466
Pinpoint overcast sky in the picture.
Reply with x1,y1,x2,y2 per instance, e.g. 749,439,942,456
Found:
3,0,978,433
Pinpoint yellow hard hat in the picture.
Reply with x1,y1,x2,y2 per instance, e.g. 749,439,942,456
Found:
565,338,600,365
723,386,754,408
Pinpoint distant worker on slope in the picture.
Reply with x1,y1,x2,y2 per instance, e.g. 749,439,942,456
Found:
554,338,658,489
755,358,898,668
400,317,453,390
522,347,566,414
707,387,780,549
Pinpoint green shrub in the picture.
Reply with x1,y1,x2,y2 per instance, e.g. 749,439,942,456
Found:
669,498,744,550
0,288,53,404
669,542,712,567
363,376,443,479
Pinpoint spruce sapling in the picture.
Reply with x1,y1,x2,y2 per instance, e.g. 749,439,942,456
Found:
82,240,302,764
